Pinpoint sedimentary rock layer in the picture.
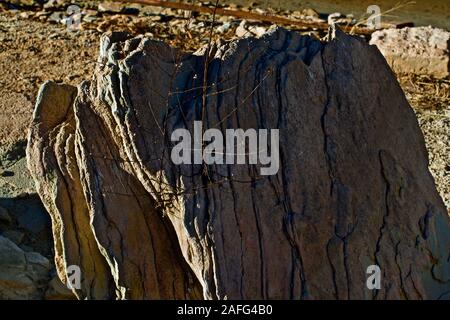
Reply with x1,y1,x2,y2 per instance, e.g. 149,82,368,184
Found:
27,27,450,299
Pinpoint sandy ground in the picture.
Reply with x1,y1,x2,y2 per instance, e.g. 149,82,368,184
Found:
0,10,448,211
0,13,99,154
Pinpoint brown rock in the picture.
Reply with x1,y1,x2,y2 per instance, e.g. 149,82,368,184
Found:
98,2,124,14
27,27,450,300
302,8,320,18
370,26,450,79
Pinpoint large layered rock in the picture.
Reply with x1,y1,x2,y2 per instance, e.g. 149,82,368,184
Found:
27,27,450,300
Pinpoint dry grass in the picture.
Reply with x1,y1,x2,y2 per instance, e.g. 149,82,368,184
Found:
400,75,450,111
350,1,416,34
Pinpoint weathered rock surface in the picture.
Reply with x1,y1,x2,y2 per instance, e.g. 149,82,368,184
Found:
370,26,450,79
27,27,450,299
27,80,202,299
0,235,51,299
44,275,76,300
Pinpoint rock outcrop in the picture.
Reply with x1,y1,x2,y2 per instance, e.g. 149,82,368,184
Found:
0,235,51,299
27,27,450,300
370,26,450,79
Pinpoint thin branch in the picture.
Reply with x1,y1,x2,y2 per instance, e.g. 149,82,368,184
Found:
115,0,373,35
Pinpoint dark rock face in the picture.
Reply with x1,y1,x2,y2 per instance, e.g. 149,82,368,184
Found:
27,27,450,300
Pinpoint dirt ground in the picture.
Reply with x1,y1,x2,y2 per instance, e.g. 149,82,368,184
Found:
0,13,99,153
0,9,448,211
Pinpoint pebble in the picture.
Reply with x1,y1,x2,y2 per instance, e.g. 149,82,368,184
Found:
44,0,65,10
302,8,320,18
248,25,267,37
327,12,344,25
98,2,124,14
19,12,30,19
47,11,63,24
83,15,97,24
217,22,231,34
236,20,248,38
254,8,266,15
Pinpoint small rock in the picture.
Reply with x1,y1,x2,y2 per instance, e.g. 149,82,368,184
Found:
0,170,14,177
170,19,183,27
254,8,265,15
44,0,65,10
19,12,30,19
302,8,320,18
0,235,51,299
148,15,162,22
34,11,50,18
370,26,450,78
235,20,248,38
83,15,97,24
218,16,230,23
98,2,124,14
